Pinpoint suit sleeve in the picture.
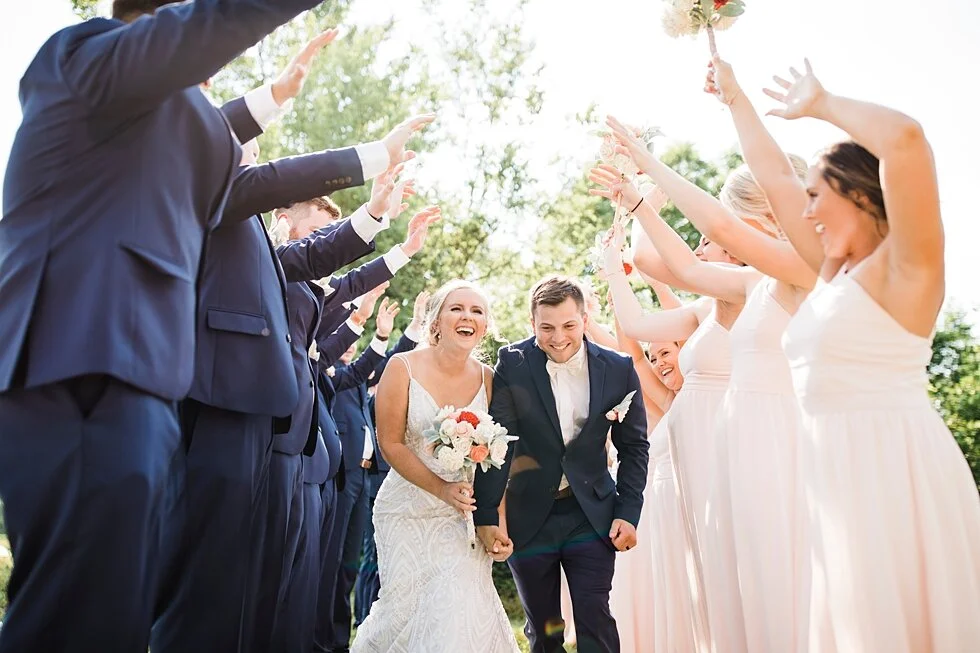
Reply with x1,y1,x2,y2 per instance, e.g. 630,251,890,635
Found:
332,347,385,393
221,96,262,145
319,258,394,312
317,305,355,341
222,148,365,226
609,360,650,527
277,220,375,283
368,333,418,389
473,351,520,527
61,0,321,112
315,321,362,372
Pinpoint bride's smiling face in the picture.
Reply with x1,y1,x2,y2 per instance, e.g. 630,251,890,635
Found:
433,289,488,351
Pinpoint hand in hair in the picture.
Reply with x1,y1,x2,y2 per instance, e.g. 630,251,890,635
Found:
272,28,339,105
763,59,828,120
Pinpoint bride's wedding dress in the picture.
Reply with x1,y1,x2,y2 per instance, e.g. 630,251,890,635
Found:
351,359,519,652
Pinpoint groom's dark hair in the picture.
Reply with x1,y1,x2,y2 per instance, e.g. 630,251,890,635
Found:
530,275,586,316
112,0,179,21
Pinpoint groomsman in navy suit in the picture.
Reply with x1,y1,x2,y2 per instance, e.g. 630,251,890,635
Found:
277,299,393,653
0,1,323,651
350,292,426,627
254,193,438,651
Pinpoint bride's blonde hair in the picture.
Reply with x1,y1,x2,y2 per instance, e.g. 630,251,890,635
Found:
422,280,497,355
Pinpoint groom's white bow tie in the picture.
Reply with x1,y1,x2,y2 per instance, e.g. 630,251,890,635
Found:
546,354,585,377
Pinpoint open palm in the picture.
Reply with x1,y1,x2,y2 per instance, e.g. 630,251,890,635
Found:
763,59,827,120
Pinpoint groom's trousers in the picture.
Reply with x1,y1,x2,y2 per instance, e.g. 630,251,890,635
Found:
508,495,619,653
0,375,182,653
150,401,275,653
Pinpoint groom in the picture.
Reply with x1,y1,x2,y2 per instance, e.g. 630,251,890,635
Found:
474,275,649,653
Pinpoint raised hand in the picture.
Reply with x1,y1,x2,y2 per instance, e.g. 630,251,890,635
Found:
366,168,399,218
439,481,476,514
387,179,417,220
763,59,827,120
705,54,741,106
383,114,436,167
354,281,390,323
271,28,339,105
400,207,442,257
609,518,638,552
599,221,629,276
375,298,400,339
605,115,658,174
408,289,432,333
589,164,642,209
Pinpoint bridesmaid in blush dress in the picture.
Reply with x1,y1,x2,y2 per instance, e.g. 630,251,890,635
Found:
766,62,980,653
593,121,812,653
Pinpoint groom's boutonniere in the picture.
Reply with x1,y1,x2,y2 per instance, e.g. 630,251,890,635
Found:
605,391,636,423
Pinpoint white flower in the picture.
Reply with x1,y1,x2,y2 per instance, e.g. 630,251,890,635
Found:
435,406,457,422
436,444,467,471
661,1,699,38
489,438,509,463
439,420,455,438
473,422,494,445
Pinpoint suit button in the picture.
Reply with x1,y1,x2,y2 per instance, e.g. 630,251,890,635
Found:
309,380,314,388
286,334,292,343
548,486,557,494
345,176,352,183
260,328,270,337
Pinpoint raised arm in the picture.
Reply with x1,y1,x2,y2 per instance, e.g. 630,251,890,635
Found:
276,214,376,282
614,315,670,416
376,357,476,513
62,0,321,112
705,56,823,274
332,298,400,392
765,60,943,279
605,116,815,290
591,165,753,304
224,148,364,225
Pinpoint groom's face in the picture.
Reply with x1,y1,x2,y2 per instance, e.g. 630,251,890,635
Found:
532,298,588,364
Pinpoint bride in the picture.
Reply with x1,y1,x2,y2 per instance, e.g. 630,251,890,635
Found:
351,280,520,652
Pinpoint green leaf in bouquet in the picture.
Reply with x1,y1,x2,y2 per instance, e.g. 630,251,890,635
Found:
700,0,715,22
718,2,745,17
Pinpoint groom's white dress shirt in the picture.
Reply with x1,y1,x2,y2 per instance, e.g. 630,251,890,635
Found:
544,341,590,491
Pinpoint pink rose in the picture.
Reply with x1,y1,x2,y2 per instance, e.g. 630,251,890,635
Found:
469,444,490,463
455,422,471,436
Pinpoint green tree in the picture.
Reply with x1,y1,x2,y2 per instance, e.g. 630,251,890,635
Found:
70,0,99,19
929,309,980,486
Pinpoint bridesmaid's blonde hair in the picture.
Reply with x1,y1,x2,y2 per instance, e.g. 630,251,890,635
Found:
719,154,808,237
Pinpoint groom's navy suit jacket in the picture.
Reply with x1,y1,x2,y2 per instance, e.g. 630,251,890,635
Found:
475,337,649,550
0,0,320,400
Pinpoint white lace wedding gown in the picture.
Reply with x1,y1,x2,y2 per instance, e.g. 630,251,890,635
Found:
351,367,519,653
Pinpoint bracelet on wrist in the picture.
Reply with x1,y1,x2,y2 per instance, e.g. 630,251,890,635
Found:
376,334,390,342
629,197,644,214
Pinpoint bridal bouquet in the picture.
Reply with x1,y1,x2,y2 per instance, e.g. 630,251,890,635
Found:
423,407,517,548
662,0,746,55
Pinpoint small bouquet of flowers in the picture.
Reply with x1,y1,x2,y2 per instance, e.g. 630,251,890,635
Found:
661,0,746,56
589,231,634,277
423,407,518,548
592,124,662,227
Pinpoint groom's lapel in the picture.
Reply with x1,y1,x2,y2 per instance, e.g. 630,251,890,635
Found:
527,344,564,445
584,339,608,429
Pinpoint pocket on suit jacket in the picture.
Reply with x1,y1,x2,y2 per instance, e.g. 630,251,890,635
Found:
120,242,194,283
206,308,269,336
593,473,616,500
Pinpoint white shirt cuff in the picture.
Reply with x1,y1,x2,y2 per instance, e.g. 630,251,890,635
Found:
354,141,391,181
243,83,292,131
345,317,365,336
404,325,421,343
362,427,375,460
349,205,389,244
370,337,388,355
382,247,411,275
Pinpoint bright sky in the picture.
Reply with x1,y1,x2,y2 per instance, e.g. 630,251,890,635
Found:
2,0,978,312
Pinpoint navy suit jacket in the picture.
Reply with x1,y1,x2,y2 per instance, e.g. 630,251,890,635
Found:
189,150,364,418
0,0,320,399
473,338,650,550
331,333,416,473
